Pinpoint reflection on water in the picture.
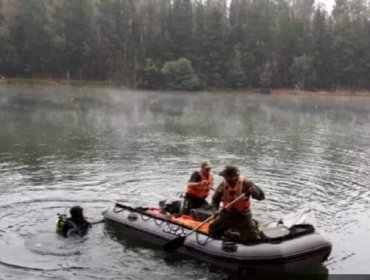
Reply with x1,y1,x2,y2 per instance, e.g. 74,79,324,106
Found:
0,85,369,278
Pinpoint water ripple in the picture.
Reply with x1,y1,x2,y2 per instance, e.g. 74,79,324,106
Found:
1,88,370,276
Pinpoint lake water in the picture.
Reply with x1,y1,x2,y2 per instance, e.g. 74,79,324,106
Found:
0,85,369,279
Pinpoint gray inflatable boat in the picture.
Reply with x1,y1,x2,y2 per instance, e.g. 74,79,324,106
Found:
103,202,331,273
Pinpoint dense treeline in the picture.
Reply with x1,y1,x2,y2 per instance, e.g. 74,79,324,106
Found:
0,0,370,91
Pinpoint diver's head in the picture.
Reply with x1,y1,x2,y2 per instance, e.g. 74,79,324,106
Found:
70,206,84,220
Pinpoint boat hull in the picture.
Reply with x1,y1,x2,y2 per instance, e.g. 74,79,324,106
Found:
103,205,332,273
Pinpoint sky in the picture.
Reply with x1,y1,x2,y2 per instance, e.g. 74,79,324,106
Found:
317,0,335,12
225,0,336,13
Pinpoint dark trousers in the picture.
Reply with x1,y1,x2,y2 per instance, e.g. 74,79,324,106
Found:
209,210,260,241
182,194,208,215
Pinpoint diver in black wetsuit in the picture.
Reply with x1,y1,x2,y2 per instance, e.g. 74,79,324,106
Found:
56,206,91,238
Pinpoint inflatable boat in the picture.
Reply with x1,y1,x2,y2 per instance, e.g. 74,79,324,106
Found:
103,200,331,273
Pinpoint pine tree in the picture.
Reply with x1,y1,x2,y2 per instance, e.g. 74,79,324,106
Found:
289,55,317,90
194,0,229,87
170,0,193,59
228,46,246,89
4,0,51,77
56,0,94,79
312,7,332,89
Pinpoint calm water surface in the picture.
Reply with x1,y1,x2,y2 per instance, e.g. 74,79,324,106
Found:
0,85,369,279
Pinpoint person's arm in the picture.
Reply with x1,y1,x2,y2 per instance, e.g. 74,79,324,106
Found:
187,171,205,189
62,221,73,238
211,182,224,210
209,173,214,188
244,180,265,201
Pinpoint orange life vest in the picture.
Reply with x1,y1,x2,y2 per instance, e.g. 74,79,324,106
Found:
222,176,251,212
186,170,213,199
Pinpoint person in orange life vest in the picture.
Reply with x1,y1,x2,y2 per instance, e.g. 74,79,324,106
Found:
183,161,214,214
209,165,265,241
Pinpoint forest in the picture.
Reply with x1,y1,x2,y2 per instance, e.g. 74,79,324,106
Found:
0,0,369,91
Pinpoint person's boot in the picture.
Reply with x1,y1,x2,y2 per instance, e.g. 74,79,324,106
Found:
224,230,241,241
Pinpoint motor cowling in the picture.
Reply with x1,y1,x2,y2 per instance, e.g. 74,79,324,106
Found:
159,199,182,214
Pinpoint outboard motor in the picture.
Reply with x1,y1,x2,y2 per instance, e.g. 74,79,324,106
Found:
159,198,182,215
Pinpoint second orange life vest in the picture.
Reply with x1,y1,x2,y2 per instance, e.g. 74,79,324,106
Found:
186,170,213,199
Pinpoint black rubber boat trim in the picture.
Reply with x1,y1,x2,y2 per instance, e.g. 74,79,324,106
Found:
111,202,315,245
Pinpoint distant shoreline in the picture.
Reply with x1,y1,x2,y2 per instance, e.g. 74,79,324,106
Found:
269,89,370,97
0,78,112,88
1,78,370,97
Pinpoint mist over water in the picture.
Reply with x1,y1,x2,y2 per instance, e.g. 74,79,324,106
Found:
0,84,369,278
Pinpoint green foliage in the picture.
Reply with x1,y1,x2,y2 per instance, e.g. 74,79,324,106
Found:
0,0,370,90
140,59,163,90
228,47,246,89
57,0,94,79
311,7,332,89
1,0,51,76
194,2,229,87
161,58,203,91
289,55,317,90
171,0,193,58
260,63,273,93
95,0,137,81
